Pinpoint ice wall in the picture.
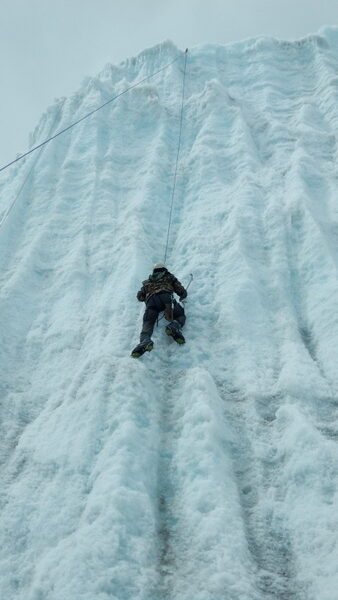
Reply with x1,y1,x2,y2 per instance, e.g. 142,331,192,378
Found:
1,30,338,600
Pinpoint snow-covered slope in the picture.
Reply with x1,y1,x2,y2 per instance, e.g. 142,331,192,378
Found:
2,28,338,600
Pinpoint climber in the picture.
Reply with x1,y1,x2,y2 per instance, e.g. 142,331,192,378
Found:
131,263,187,358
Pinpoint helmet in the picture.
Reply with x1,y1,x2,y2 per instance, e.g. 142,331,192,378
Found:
153,262,166,270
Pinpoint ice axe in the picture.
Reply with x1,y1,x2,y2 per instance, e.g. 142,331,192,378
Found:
186,273,193,291
180,273,193,304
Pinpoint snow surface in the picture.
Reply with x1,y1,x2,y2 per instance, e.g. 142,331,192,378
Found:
1,28,338,600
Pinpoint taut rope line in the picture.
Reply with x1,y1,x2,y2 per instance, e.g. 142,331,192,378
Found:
0,55,181,175
163,48,188,264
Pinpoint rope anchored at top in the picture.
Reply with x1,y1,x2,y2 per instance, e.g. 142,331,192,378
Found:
0,53,182,231
163,48,188,264
0,55,181,175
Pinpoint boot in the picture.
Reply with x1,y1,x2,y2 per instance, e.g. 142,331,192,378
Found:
131,340,154,358
165,321,185,344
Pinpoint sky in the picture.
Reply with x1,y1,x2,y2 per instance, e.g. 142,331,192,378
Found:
1,0,338,168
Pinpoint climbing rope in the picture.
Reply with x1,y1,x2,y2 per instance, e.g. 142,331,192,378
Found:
163,48,188,264
0,104,64,230
0,53,182,234
0,146,43,229
0,55,181,175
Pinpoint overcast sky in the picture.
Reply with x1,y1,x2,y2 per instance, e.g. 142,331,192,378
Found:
1,0,338,168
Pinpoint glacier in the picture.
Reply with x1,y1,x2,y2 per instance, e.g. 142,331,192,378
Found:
1,27,338,600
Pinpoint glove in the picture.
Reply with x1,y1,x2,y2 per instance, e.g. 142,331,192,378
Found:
137,290,145,302
179,295,187,302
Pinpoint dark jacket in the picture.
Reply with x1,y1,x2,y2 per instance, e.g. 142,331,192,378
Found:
137,270,187,303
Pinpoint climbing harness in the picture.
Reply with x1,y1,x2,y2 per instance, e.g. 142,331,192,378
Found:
156,273,193,326
163,48,188,264
156,293,174,327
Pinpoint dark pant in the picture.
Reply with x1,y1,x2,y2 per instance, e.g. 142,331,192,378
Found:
140,292,186,343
